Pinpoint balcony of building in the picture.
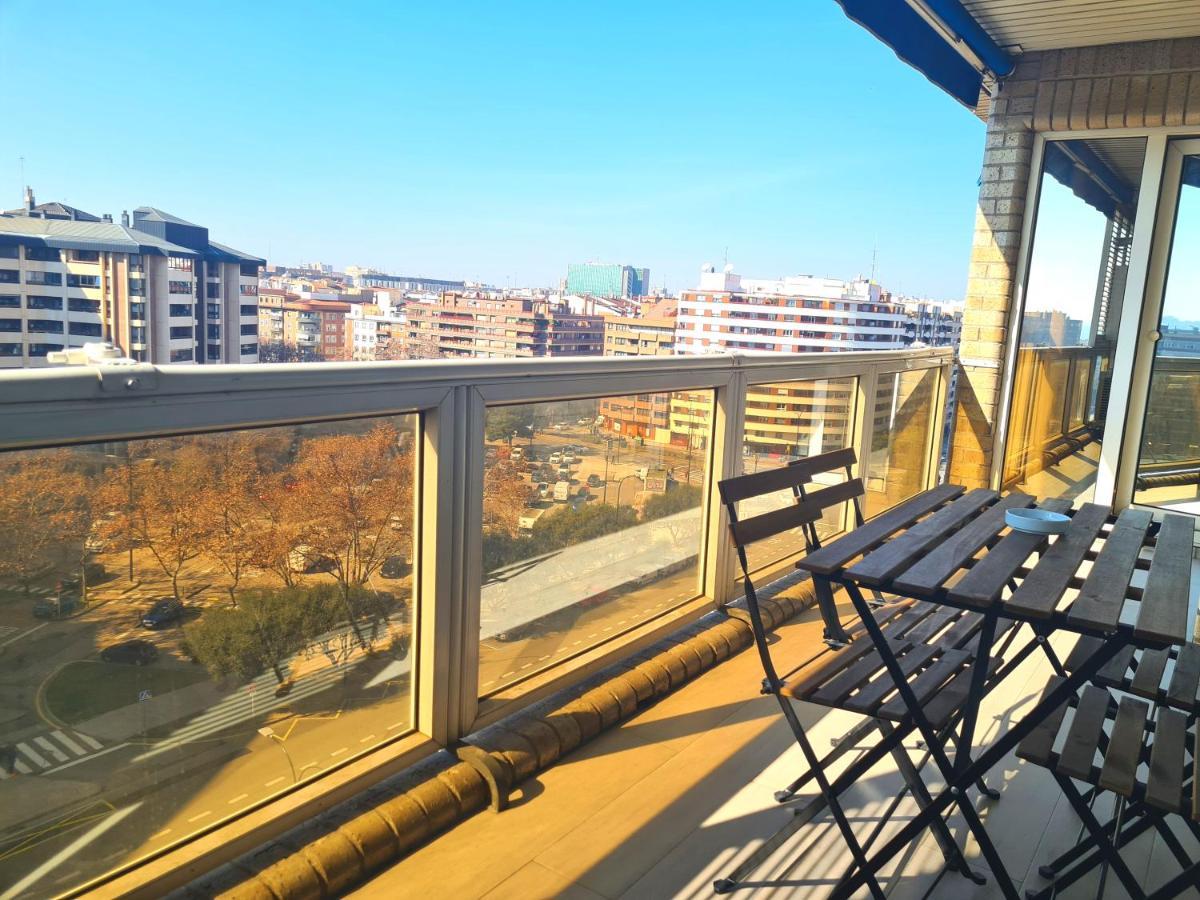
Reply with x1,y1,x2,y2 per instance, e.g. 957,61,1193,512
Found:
4,4,1200,899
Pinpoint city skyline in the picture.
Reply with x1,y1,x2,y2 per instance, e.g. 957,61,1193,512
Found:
0,0,984,300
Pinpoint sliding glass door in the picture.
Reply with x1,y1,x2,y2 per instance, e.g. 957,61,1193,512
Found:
1129,140,1200,515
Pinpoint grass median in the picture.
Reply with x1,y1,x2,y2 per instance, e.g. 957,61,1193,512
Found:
42,660,209,726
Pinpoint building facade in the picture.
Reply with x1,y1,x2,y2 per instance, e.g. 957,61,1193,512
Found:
348,268,465,293
403,293,603,360
675,268,906,355
0,196,262,368
346,292,407,361
898,298,964,348
597,300,678,443
566,263,650,299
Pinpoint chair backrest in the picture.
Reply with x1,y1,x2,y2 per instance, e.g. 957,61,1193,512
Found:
718,447,864,571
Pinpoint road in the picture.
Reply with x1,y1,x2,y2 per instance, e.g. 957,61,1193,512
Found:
0,636,411,899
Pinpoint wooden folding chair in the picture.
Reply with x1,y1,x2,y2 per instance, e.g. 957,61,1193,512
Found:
713,449,999,895
1023,640,1200,899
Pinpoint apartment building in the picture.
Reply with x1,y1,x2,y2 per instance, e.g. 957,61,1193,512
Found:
346,292,407,361
403,293,603,360
598,299,678,443
675,266,905,354
0,193,262,367
897,298,963,348
347,267,465,293
566,262,650,299
282,299,352,361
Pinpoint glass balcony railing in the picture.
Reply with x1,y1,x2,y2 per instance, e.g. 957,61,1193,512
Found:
0,347,951,897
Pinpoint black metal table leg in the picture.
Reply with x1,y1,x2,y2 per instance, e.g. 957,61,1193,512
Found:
826,586,1130,900
836,579,1013,898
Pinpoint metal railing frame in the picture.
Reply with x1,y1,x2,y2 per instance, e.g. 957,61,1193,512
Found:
0,346,951,886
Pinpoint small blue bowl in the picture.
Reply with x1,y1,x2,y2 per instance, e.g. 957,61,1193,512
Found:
1005,507,1070,535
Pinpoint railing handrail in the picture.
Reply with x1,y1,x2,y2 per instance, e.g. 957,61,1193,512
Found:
0,347,952,451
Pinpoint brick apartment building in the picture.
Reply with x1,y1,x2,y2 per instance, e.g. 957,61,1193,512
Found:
598,299,677,443
257,289,352,361
676,267,906,354
402,293,603,360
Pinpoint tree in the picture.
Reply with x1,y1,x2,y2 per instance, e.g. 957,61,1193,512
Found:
193,434,266,606
100,443,208,601
185,586,340,684
642,483,703,521
258,341,325,364
485,406,535,442
285,424,414,644
482,460,533,538
0,450,93,594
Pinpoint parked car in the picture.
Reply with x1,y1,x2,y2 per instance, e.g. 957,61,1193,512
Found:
586,474,603,488
101,640,158,666
141,598,184,629
537,482,551,499
381,555,408,579
510,446,523,460
549,452,562,464
553,481,571,502
33,595,85,619
56,562,108,595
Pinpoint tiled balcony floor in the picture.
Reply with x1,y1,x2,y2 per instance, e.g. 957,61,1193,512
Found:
352,568,1200,900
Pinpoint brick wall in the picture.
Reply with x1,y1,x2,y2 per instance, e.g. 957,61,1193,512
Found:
948,36,1200,489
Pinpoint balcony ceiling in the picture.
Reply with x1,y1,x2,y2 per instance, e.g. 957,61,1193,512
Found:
835,0,1200,110
961,0,1200,52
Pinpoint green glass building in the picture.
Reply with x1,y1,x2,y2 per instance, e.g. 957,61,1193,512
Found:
566,263,649,299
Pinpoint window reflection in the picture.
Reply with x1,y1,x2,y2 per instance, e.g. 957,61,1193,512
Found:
1003,137,1146,504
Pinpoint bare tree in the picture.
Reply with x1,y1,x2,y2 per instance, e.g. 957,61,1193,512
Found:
101,443,208,601
0,450,92,594
286,423,415,644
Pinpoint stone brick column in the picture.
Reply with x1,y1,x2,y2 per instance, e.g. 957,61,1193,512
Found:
947,37,1200,489
948,70,1037,489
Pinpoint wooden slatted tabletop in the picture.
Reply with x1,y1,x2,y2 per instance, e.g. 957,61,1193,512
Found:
797,486,1199,648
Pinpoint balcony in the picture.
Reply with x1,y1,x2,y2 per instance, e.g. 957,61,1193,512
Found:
0,348,952,898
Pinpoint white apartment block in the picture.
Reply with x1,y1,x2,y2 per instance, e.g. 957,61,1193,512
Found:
347,291,407,361
0,193,263,368
675,266,907,355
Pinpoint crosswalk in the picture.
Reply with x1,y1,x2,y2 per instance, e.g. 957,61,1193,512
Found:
0,729,103,778
132,664,347,762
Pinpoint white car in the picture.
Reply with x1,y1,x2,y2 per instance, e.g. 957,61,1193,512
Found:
549,452,562,464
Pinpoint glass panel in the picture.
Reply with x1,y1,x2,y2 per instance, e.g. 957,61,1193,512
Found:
479,393,711,697
865,368,938,515
738,377,856,576
1003,137,1147,504
0,416,416,894
1134,153,1200,513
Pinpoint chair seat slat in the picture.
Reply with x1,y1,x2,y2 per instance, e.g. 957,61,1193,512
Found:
1057,684,1111,781
1097,696,1150,798
1145,708,1187,813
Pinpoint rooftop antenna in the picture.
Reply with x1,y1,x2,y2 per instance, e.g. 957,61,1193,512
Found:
723,246,728,268
870,237,878,283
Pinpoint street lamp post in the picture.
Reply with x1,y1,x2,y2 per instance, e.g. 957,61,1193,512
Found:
602,442,613,505
616,473,640,509
258,725,298,784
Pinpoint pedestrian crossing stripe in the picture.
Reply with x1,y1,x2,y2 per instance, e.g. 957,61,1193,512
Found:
0,729,104,779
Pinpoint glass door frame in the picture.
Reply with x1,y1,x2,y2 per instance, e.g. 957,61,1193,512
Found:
991,129,1200,514
1113,137,1200,513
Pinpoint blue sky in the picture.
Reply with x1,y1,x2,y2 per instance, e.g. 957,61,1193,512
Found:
0,0,985,297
